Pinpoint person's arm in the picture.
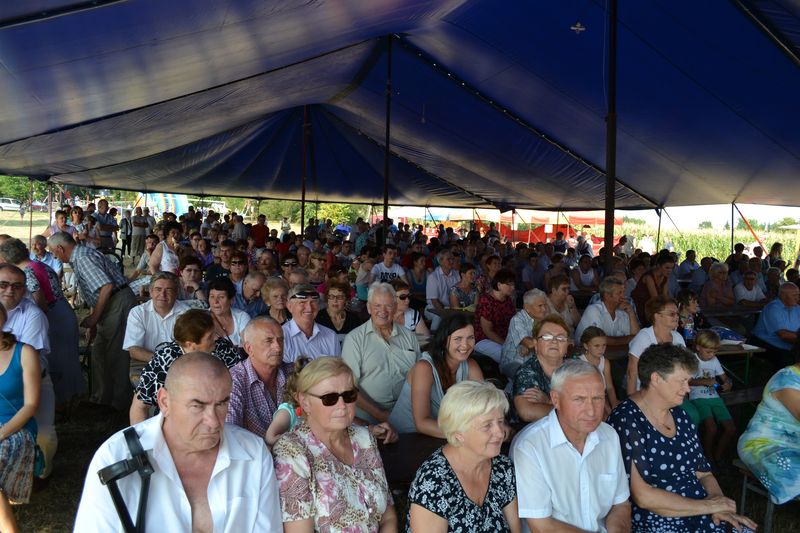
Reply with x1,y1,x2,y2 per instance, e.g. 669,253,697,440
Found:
449,290,461,309
502,499,521,533
355,389,390,423
644,275,659,298
603,360,620,408
148,243,163,275
617,300,640,335
629,460,734,517
513,390,552,423
626,354,639,396
30,290,48,313
409,504,448,533
566,295,581,325
776,329,798,344
413,315,431,336
698,471,759,531
265,408,292,447
773,388,800,421
409,362,444,438
129,394,150,425
80,283,114,341
604,502,632,533
378,504,398,533
480,316,504,344
128,346,154,363
466,358,484,381
0,345,40,440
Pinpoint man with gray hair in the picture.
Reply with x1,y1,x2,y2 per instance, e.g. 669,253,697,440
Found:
123,272,189,363
232,271,268,318
30,234,62,275
574,276,640,346
500,289,550,378
424,248,460,330
511,359,631,532
342,282,420,424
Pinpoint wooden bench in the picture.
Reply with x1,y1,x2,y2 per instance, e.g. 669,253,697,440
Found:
720,387,762,407
733,458,799,533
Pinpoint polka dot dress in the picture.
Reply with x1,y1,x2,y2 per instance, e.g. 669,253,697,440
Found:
608,399,736,532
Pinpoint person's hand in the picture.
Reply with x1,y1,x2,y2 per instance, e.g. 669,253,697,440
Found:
618,300,633,313
566,294,576,309
704,495,737,515
521,387,550,404
721,379,733,392
711,511,758,531
83,325,97,344
503,422,515,442
80,315,98,330
370,422,398,444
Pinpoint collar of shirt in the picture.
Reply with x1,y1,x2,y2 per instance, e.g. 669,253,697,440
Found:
145,299,187,319
286,319,319,340
546,408,602,459
364,318,397,339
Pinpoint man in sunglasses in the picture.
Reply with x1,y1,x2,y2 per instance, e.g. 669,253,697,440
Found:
282,284,340,363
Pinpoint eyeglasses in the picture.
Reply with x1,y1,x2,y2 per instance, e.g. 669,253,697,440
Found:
328,294,347,301
0,282,25,291
396,293,410,300
537,334,569,343
307,388,358,406
230,261,245,265
282,261,298,266
657,312,679,318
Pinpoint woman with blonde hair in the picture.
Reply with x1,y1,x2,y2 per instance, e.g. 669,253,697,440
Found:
261,276,291,325
407,381,519,532
274,357,397,532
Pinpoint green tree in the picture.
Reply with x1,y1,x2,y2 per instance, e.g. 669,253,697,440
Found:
316,203,368,225
0,175,49,202
698,221,713,229
623,216,646,225
774,216,799,228
723,221,730,230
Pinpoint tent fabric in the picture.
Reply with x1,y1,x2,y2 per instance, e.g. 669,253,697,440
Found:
0,1,798,210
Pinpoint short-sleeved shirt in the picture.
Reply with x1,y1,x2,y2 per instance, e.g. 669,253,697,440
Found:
123,300,190,352
752,298,800,351
281,320,341,363
511,409,629,532
627,327,685,391
734,283,766,303
69,244,130,307
474,293,516,343
4,297,50,371
135,340,242,406
426,266,460,307
226,358,293,438
500,309,534,373
341,320,420,423
512,356,551,397
574,301,634,344
273,423,392,532
407,448,516,533
689,354,725,400
370,262,406,283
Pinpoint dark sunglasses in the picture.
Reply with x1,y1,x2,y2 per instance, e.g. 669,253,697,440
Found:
397,293,410,300
282,261,298,266
230,260,245,265
307,389,358,406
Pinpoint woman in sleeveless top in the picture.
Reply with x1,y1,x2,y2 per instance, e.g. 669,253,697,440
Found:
389,314,483,435
631,254,675,325
148,222,181,275
569,254,599,292
0,238,84,406
391,279,431,337
41,210,75,239
0,305,41,533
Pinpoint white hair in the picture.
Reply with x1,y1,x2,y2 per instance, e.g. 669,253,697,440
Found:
550,359,601,392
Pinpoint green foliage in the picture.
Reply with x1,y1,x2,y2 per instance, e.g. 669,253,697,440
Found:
723,221,730,230
774,216,799,228
698,221,713,229
316,203,368,225
623,216,646,225
0,175,48,201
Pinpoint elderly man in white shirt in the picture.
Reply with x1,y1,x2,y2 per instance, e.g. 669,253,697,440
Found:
74,353,281,532
511,359,631,533
424,248,460,330
123,272,189,363
734,270,768,307
574,277,640,347
282,283,340,362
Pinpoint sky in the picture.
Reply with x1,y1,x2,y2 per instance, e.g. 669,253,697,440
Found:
630,204,800,231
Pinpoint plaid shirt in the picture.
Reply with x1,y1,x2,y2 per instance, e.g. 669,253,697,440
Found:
226,358,294,438
69,244,128,307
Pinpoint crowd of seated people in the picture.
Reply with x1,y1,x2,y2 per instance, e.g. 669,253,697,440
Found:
9,203,799,532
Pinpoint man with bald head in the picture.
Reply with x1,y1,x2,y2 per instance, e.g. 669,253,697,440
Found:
75,352,281,532
226,317,294,439
751,282,800,370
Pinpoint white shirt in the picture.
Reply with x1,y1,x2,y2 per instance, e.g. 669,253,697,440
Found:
627,326,686,390
123,299,190,352
425,266,460,307
511,409,629,533
4,297,50,371
281,319,341,363
734,282,766,303
73,415,281,533
369,262,406,283
574,301,634,344
689,354,725,400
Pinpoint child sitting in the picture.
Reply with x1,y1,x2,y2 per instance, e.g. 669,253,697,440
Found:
687,330,735,467
265,357,310,446
578,326,619,417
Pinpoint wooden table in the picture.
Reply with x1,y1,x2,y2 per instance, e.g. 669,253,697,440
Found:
716,343,765,386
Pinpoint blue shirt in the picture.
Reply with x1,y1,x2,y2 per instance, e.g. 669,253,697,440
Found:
752,299,800,351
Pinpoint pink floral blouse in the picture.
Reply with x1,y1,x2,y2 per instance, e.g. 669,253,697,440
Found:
273,422,393,532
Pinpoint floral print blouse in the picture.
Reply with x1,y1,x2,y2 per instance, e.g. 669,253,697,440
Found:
273,422,393,532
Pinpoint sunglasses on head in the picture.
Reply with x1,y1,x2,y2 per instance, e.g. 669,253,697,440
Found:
307,389,358,406
290,290,320,300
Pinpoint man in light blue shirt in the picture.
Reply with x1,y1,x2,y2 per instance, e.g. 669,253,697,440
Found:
751,282,800,370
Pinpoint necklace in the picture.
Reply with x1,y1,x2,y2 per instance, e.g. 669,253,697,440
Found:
640,396,674,432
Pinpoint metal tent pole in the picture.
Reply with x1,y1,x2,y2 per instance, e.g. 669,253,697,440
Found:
603,0,618,276
301,105,310,237
382,35,393,249
28,179,34,248
655,208,663,251
731,202,735,254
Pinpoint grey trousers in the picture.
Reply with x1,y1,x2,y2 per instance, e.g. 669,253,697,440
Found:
91,288,136,411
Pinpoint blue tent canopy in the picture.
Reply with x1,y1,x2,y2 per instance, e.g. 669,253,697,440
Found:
0,1,797,210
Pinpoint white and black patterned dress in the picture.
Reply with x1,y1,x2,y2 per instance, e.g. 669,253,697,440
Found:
406,447,516,532
135,339,242,406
